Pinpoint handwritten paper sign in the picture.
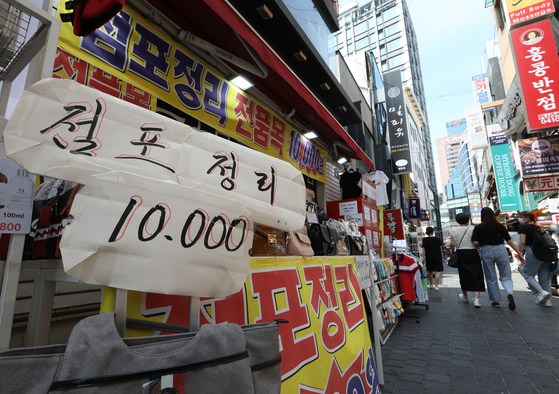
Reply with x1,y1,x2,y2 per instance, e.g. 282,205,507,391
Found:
4,79,306,297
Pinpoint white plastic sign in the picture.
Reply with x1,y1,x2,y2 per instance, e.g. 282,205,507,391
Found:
354,255,372,289
4,79,306,297
0,157,34,234
339,201,358,215
548,198,559,213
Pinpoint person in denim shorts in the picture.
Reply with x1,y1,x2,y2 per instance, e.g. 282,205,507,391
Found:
472,207,524,309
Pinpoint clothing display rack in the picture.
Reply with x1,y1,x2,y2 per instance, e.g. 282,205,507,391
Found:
392,249,428,324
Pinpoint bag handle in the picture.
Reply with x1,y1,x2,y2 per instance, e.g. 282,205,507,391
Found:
455,227,469,250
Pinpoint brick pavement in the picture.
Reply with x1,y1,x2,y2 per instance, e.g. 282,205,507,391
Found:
379,264,559,394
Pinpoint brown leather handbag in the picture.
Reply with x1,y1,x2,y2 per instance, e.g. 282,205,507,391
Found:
287,227,314,257
252,224,288,256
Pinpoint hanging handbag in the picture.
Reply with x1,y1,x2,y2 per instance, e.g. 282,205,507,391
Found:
327,219,348,256
0,312,282,394
448,228,468,268
251,224,288,256
305,222,332,256
287,227,314,257
347,234,367,255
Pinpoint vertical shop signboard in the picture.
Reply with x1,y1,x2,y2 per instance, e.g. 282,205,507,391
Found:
489,127,520,211
506,0,555,29
471,73,492,104
53,3,328,183
511,19,559,133
409,197,421,219
100,257,381,394
383,70,412,174
383,209,404,242
465,104,488,150
467,192,482,224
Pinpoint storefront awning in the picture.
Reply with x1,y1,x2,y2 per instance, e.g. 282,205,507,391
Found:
145,0,374,170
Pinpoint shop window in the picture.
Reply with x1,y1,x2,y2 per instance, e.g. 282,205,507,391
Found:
494,0,506,31
384,21,400,38
386,37,403,53
354,20,368,36
382,6,398,22
387,53,404,68
355,36,369,51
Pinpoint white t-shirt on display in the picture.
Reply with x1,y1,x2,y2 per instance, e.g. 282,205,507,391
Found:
362,171,389,206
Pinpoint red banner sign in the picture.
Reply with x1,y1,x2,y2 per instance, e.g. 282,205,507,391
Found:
383,209,404,242
511,19,559,133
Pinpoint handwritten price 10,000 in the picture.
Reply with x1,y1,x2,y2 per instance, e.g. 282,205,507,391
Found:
108,196,250,252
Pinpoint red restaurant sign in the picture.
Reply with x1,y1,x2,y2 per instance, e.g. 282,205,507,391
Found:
511,19,559,133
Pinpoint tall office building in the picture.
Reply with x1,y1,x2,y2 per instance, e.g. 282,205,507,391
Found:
436,132,465,201
335,0,439,226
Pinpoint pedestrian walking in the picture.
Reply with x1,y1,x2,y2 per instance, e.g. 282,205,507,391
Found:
450,213,484,308
472,207,524,310
421,226,443,290
518,211,553,307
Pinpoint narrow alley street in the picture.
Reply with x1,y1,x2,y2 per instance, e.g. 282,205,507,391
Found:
381,265,559,394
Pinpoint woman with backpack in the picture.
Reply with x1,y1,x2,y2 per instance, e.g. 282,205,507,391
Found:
472,207,524,309
518,211,553,306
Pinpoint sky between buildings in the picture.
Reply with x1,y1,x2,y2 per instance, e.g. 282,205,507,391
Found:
338,0,497,192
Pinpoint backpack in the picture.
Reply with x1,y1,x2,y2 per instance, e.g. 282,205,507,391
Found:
530,226,559,263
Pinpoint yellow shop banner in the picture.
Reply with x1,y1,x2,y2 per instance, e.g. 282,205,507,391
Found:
55,2,327,183
101,256,381,394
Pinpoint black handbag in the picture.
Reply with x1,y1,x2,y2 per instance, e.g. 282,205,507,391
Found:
449,228,468,268
306,223,337,256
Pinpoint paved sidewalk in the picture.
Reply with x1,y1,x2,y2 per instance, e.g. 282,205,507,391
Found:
380,265,559,394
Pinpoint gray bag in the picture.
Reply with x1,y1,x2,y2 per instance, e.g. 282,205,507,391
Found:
0,312,281,394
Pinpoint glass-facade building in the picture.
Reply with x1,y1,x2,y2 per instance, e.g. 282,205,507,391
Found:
334,0,439,227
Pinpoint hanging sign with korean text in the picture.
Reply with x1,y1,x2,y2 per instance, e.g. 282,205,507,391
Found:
506,0,555,29
4,78,307,297
54,3,328,183
409,197,420,219
518,135,559,176
383,70,412,174
471,73,492,104
465,104,488,150
100,257,381,394
383,209,404,242
511,19,559,133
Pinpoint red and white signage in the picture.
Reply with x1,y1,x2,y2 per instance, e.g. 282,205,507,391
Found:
507,0,555,29
511,19,559,133
523,175,559,192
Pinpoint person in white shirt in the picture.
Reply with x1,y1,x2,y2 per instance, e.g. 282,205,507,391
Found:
450,213,485,308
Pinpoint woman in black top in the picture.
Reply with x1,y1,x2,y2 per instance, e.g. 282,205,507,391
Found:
472,208,524,309
421,226,443,290
518,211,552,306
